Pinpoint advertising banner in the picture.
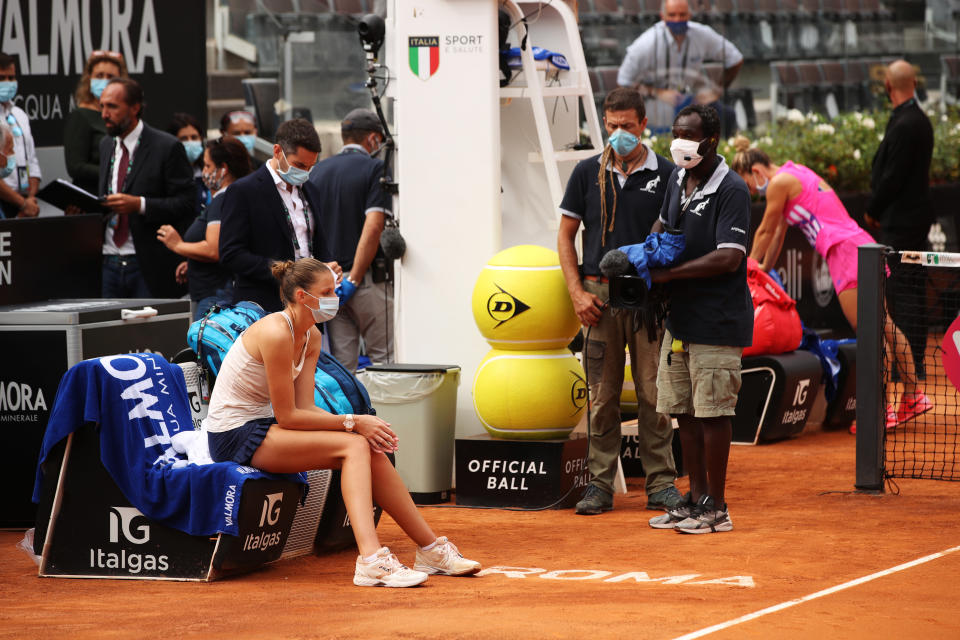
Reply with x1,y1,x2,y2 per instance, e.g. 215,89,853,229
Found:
0,0,207,148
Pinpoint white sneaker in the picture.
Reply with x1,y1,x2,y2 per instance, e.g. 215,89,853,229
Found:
414,536,481,576
353,547,428,588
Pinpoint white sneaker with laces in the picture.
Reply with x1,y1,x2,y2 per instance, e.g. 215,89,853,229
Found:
354,547,429,587
414,537,481,576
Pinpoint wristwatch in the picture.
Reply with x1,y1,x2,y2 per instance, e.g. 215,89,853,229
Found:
343,413,355,432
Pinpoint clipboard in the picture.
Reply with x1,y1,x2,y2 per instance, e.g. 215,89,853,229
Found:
37,179,107,214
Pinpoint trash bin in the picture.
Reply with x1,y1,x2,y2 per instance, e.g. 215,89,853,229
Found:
358,364,460,504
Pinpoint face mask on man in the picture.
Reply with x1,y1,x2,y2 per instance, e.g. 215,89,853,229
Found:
182,140,204,164
0,81,17,103
237,134,256,156
303,290,339,323
277,147,311,186
0,153,15,179
665,20,689,36
670,138,705,169
90,78,110,99
608,128,639,157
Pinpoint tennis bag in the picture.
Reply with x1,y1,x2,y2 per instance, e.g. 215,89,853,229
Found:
187,301,374,416
742,257,803,357
187,301,267,377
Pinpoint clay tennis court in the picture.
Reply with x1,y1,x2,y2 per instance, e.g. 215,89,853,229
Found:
2,418,959,640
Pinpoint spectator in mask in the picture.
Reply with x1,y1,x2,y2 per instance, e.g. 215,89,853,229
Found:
158,136,252,320
168,112,209,213
220,110,262,169
0,52,41,218
64,50,128,196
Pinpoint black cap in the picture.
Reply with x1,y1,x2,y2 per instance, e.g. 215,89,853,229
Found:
341,108,383,135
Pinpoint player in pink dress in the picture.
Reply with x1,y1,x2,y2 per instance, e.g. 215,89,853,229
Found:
731,136,931,430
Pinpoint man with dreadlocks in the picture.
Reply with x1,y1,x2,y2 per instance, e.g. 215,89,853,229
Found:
558,87,681,516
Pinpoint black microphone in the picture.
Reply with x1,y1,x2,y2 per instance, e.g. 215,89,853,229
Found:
380,224,406,260
599,250,632,278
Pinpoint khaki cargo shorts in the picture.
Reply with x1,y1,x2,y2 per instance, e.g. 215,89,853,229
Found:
656,328,743,418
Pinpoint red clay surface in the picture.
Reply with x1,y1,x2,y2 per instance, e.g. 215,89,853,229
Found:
2,423,959,639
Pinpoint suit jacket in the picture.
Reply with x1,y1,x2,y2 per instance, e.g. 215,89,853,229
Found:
99,122,197,298
219,164,333,312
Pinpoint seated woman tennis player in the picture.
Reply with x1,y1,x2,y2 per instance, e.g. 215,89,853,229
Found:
203,257,481,587
731,136,931,431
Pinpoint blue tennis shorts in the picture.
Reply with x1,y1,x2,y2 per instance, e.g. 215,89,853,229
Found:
207,417,275,465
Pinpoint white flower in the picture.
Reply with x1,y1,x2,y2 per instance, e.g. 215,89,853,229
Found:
853,149,861,160
853,112,863,122
942,114,949,122
877,134,884,141
862,117,875,129
644,128,652,136
807,112,819,122
760,135,773,146
727,137,736,147
650,135,657,143
786,109,805,123
815,123,835,135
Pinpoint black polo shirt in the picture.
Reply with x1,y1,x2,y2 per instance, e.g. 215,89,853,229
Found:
308,144,392,272
559,146,675,276
658,158,753,347
183,191,230,301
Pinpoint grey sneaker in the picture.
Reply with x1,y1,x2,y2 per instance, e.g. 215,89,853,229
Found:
649,492,695,529
646,485,683,511
675,495,733,534
575,484,613,515
414,537,481,576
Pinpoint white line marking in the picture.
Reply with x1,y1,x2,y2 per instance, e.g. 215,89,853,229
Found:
671,545,960,640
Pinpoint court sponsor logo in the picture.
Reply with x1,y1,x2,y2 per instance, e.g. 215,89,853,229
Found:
0,380,47,420
477,566,754,587
487,284,531,328
89,506,169,574
242,492,286,552
942,315,960,392
467,458,549,491
0,229,11,286
409,36,439,80
444,34,485,54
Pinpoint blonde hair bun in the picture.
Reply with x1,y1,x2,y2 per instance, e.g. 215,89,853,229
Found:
270,260,295,282
732,135,752,153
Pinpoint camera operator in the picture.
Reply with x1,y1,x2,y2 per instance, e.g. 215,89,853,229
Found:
557,88,681,516
646,104,752,534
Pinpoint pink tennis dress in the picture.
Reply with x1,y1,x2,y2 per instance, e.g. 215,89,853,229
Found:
777,161,876,293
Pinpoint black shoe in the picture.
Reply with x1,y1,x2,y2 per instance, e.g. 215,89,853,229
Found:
575,485,613,515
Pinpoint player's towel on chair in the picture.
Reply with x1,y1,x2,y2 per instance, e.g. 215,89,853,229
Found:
32,353,305,537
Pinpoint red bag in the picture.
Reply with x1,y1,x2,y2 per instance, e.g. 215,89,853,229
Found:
742,257,803,356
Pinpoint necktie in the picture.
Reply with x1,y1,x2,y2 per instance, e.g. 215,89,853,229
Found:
113,142,130,246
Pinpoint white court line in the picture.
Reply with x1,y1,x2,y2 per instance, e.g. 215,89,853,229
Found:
671,545,960,640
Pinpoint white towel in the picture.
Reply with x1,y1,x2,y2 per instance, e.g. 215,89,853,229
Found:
170,430,214,468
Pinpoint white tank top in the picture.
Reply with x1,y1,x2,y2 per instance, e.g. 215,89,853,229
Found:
203,311,310,433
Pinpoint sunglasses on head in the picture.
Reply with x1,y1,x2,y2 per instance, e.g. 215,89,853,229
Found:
90,50,123,61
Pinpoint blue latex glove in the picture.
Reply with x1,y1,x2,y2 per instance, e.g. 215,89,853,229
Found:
335,277,357,306
767,266,786,290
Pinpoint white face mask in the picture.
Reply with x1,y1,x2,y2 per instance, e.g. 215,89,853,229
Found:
753,171,769,194
303,290,339,322
670,138,705,169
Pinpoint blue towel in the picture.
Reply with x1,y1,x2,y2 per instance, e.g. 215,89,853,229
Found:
32,353,306,537
618,230,687,288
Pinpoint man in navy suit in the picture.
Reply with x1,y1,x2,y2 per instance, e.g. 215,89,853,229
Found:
219,118,338,312
98,77,196,299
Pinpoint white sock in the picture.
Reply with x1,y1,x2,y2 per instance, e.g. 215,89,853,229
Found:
420,539,438,551
362,551,380,563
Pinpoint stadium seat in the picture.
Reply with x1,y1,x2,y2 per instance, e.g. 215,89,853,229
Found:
770,60,814,114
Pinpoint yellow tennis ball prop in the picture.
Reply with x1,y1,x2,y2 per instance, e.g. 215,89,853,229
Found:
471,244,580,350
621,358,638,414
473,349,587,440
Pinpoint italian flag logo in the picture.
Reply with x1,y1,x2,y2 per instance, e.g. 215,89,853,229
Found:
409,36,439,80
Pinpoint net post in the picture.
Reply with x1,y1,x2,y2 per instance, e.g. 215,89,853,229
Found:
855,243,885,492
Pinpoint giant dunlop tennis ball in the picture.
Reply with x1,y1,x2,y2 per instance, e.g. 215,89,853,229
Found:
471,245,579,350
473,349,587,440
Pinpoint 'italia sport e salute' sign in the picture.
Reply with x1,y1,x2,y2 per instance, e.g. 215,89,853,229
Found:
0,0,207,147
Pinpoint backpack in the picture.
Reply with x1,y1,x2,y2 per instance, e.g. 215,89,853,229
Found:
742,258,803,357
315,351,375,416
187,301,374,416
186,301,267,377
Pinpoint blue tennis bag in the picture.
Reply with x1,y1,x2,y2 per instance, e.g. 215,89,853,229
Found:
187,302,373,416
